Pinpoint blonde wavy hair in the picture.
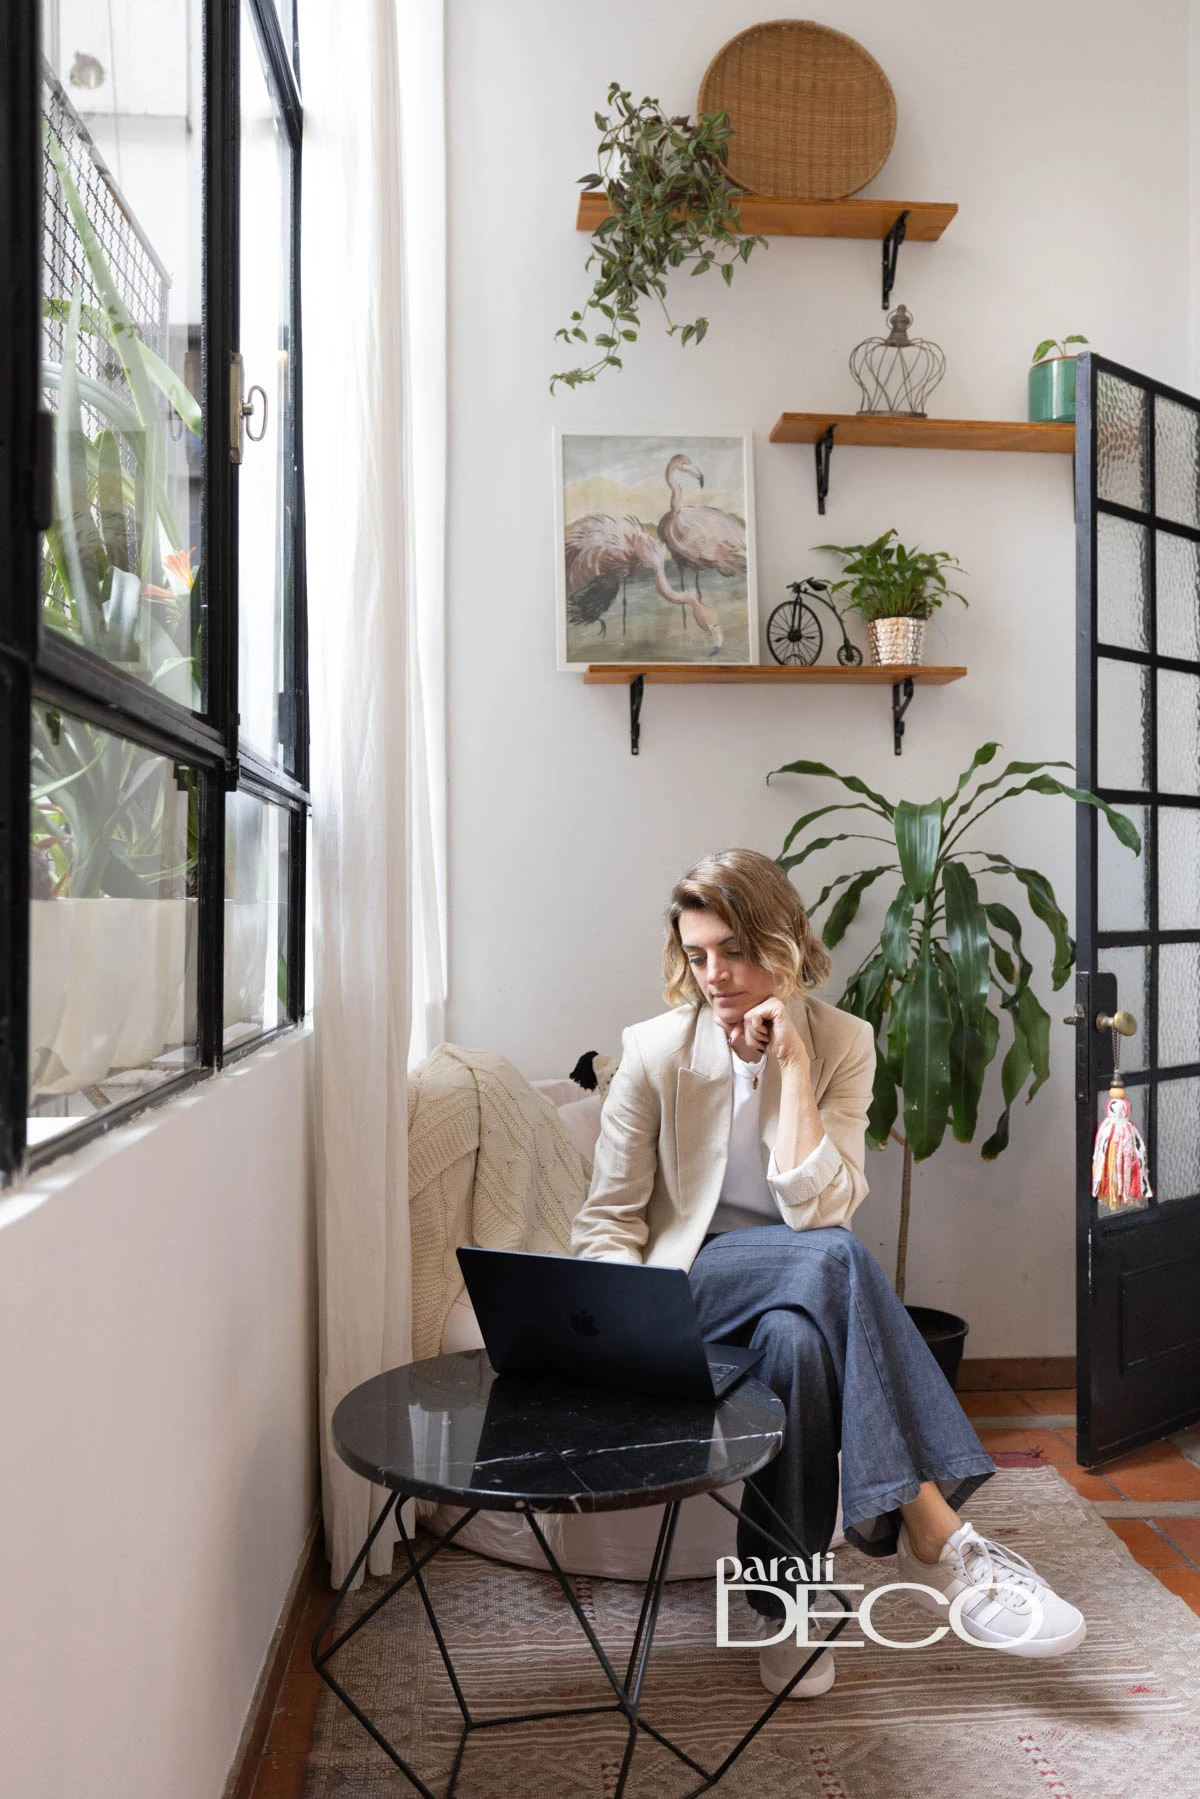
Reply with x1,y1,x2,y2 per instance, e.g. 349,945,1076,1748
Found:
661,847,831,1009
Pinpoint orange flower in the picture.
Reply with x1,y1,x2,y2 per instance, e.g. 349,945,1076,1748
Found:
164,546,197,588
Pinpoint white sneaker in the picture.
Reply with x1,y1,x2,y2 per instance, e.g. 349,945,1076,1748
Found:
896,1520,1087,1659
758,1637,836,1698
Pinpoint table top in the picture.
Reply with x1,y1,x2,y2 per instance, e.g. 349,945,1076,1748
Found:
331,1350,784,1514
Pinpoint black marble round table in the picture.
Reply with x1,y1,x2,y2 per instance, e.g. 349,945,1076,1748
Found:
331,1347,785,1513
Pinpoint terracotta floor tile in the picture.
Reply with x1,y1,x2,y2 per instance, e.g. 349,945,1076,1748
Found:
1015,1388,1076,1414
1102,1457,1200,1502
1154,1517,1200,1565
961,1391,1034,1418
1102,1439,1186,1469
1105,1519,1188,1568
976,1427,1074,1462
1055,1463,1123,1501
249,1750,311,1799
1152,1569,1200,1617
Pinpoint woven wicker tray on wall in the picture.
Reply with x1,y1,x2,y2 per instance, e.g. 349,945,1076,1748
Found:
698,20,897,200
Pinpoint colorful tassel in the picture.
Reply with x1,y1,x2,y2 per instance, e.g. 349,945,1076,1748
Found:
1091,1084,1153,1206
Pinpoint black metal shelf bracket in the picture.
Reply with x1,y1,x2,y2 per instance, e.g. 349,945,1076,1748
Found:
882,209,910,309
629,673,645,755
814,424,836,515
892,676,915,755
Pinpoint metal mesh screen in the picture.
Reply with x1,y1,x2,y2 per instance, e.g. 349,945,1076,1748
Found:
40,67,172,610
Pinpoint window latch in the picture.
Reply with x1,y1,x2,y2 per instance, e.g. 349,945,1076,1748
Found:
229,352,268,465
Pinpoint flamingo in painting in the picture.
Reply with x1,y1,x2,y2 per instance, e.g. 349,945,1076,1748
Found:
657,454,747,612
565,513,723,650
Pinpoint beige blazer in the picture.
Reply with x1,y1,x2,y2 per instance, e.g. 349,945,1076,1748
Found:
571,993,877,1270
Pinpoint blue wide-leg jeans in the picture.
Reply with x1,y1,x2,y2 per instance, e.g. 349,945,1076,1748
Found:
688,1225,996,1613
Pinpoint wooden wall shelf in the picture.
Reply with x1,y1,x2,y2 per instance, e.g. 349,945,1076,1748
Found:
770,414,1075,452
575,194,957,241
575,194,957,307
583,663,964,686
584,664,967,756
769,414,1074,511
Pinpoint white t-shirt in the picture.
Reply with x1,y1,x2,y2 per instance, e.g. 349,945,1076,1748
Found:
708,1043,835,1235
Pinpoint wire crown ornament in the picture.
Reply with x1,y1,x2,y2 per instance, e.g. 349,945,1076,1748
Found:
850,304,945,418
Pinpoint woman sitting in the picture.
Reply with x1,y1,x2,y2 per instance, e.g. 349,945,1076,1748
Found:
571,847,1086,1699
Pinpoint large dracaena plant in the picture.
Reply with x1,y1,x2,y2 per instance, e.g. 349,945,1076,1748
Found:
769,742,1141,1299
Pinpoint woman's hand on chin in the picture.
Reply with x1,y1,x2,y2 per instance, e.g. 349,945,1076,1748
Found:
730,997,810,1072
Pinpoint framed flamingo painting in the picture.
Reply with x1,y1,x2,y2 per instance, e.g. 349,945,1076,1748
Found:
554,430,758,671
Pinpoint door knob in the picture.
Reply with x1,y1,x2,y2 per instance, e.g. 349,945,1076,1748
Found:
1096,1010,1137,1036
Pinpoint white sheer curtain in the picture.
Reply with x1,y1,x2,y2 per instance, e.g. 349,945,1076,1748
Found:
300,0,446,1585
400,0,448,1066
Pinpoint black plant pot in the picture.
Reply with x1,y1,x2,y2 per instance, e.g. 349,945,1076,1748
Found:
906,1304,969,1391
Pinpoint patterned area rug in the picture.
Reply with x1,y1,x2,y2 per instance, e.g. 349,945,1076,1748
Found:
305,1468,1200,1798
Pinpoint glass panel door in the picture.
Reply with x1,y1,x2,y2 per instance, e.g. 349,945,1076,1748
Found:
1075,352,1200,1465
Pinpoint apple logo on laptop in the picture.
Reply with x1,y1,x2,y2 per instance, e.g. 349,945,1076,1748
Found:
569,1309,599,1338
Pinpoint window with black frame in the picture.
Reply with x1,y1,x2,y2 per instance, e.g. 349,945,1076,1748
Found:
0,0,307,1180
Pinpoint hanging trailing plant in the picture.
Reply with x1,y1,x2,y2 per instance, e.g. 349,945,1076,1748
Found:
551,84,767,392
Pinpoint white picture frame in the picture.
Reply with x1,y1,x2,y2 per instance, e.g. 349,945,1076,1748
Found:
554,429,759,672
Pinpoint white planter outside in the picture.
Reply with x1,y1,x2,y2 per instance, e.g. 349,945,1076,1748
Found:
111,898,196,1068
34,899,146,1091
224,899,274,1037
30,895,277,1098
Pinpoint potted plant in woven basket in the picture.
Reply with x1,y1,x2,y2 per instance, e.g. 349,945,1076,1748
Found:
768,739,1140,1386
815,528,967,668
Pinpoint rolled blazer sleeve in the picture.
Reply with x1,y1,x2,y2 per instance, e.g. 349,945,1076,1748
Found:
570,1027,659,1264
766,1019,876,1231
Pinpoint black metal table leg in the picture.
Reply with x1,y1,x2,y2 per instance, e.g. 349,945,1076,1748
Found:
313,1485,853,1799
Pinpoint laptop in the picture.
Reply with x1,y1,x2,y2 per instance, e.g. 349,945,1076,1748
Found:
456,1246,763,1402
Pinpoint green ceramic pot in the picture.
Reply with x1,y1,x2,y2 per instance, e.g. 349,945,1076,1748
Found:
1028,355,1078,423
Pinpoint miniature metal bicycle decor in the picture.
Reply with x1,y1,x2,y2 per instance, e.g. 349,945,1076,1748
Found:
766,577,864,667
850,304,946,417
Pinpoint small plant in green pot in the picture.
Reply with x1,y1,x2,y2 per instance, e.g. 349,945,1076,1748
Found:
768,740,1140,1381
551,84,767,391
1029,334,1089,423
815,528,967,669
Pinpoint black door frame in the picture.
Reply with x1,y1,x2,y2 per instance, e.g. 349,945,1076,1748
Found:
1075,348,1200,1466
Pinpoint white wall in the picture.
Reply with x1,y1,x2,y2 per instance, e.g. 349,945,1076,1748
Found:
444,0,1193,1353
0,1030,317,1799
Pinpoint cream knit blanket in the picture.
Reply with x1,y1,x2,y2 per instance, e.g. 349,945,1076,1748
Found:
407,1044,591,1360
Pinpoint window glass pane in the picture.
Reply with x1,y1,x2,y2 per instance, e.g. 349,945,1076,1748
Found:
238,7,294,766
1157,670,1200,797
1097,373,1148,513
1098,802,1148,931
1159,806,1200,931
1155,398,1200,530
225,791,290,1046
1096,945,1149,1075
28,704,199,1142
1096,513,1148,653
1157,1076,1200,1202
1159,943,1200,1069
1155,530,1200,663
1096,658,1150,791
41,8,203,707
